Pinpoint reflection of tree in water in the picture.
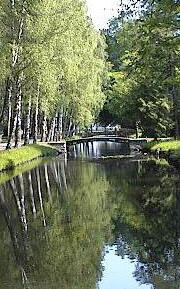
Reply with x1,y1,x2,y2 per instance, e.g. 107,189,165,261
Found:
0,160,112,289
107,160,180,289
1,158,180,289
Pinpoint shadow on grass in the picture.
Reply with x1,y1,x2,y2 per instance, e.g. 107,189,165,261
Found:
6,159,15,171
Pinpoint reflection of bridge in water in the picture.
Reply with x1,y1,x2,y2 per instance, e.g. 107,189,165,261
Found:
66,136,149,147
48,136,150,153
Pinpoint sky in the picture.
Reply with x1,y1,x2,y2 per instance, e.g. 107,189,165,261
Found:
99,247,152,289
86,0,120,30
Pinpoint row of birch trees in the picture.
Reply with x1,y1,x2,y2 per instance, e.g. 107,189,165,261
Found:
0,0,106,149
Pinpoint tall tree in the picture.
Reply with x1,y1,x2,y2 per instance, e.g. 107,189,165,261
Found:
102,0,179,137
0,0,106,147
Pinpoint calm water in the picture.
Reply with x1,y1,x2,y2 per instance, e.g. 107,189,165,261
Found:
68,141,130,159
0,142,180,289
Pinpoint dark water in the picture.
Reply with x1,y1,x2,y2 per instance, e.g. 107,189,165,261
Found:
0,142,180,289
68,141,130,159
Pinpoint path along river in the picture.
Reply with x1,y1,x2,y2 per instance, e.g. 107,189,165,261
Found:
0,141,179,289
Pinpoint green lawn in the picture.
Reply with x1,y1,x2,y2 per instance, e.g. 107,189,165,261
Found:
0,144,58,172
144,140,180,158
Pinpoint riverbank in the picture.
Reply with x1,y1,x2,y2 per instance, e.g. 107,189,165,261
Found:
0,144,58,172
143,140,180,168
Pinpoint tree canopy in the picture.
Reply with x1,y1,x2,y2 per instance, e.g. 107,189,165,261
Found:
101,0,180,137
0,0,107,147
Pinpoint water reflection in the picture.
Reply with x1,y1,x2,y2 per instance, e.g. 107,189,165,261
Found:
107,160,180,289
99,246,152,289
0,143,180,289
0,159,111,289
68,141,130,159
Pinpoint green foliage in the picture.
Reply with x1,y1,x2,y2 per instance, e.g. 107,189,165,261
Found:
0,0,107,144
0,144,57,172
102,0,180,137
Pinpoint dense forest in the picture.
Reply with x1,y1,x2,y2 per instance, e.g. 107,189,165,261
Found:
100,0,180,138
0,0,179,149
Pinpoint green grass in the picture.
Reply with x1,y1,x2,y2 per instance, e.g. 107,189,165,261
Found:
144,140,180,158
151,140,180,151
0,144,58,172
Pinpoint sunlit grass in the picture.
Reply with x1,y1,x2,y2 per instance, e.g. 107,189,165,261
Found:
151,140,180,152
0,144,57,172
144,140,180,158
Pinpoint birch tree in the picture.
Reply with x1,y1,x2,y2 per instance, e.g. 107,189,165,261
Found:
0,0,106,147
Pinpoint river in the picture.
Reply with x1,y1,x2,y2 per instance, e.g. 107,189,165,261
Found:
0,141,179,289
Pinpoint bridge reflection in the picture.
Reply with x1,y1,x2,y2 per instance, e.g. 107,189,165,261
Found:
66,136,149,148
68,141,131,159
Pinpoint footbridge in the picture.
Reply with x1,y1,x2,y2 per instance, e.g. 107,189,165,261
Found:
66,136,149,147
48,136,148,153
47,136,170,154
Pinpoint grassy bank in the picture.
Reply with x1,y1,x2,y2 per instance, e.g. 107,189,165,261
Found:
143,140,180,166
0,144,58,172
144,140,180,157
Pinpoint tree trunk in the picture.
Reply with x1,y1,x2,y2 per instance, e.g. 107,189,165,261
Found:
57,108,63,140
75,125,80,136
91,124,93,134
33,87,39,144
70,123,76,137
53,112,58,141
14,79,22,148
62,113,68,139
47,116,56,142
172,85,179,139
7,83,12,139
67,119,72,138
0,80,12,138
0,81,9,124
169,53,179,139
6,91,18,149
24,96,31,145
7,1,25,149
41,113,47,142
